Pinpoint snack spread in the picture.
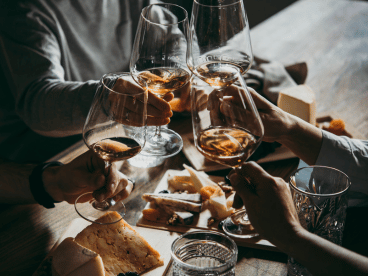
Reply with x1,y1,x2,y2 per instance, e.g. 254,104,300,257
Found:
142,165,237,227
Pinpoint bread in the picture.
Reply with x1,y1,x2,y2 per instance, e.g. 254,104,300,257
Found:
51,237,105,276
75,211,164,276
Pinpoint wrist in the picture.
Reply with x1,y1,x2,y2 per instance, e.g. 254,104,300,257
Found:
42,166,64,202
275,112,299,145
273,224,308,254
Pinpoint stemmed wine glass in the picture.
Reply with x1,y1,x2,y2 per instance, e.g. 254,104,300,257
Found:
190,71,264,238
187,0,253,87
130,3,190,157
74,73,147,225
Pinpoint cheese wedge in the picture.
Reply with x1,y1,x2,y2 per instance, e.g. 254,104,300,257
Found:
168,174,197,193
51,237,104,276
142,194,202,213
277,84,316,125
75,212,164,276
205,194,234,220
183,164,218,193
143,193,202,203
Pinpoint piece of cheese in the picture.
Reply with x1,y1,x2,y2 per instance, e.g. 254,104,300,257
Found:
277,85,316,125
183,164,218,193
143,192,202,203
51,237,105,276
75,211,164,276
142,194,202,213
167,174,197,193
205,194,234,220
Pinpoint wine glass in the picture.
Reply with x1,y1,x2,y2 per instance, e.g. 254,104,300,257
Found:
75,72,147,225
190,70,264,238
130,3,190,157
187,0,253,87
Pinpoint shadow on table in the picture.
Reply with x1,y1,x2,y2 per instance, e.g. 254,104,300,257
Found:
0,204,52,276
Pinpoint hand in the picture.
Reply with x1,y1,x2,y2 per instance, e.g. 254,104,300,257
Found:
207,85,264,137
169,81,208,113
228,162,303,247
109,77,173,126
246,87,295,143
43,150,134,204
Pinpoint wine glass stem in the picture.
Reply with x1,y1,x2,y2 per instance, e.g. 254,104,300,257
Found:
92,161,112,210
155,126,162,137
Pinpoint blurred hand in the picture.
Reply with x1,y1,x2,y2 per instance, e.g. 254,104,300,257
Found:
43,150,134,204
109,77,173,126
228,162,303,246
169,81,208,113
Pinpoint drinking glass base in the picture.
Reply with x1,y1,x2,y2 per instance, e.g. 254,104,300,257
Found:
143,128,183,158
75,192,126,225
222,210,259,239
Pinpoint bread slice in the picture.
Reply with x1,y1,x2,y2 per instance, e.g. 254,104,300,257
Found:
75,211,164,276
51,237,104,276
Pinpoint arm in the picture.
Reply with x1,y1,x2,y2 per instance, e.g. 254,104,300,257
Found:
0,150,133,205
0,3,172,137
229,162,368,276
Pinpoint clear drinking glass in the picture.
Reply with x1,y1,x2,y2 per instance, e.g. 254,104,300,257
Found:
130,3,190,158
287,166,351,276
74,73,147,225
190,71,264,238
171,231,238,276
187,0,253,87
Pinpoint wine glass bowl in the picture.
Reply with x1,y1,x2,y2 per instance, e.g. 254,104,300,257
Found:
190,71,264,238
187,0,253,88
130,3,190,157
75,72,147,224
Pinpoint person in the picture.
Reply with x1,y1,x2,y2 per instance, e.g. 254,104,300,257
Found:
0,149,134,206
0,0,175,162
226,88,368,275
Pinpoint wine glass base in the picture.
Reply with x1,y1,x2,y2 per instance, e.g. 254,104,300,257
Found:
143,128,183,158
75,192,126,225
222,210,259,239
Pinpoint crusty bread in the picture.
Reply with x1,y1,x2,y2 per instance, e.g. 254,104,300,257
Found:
75,211,164,276
51,237,105,276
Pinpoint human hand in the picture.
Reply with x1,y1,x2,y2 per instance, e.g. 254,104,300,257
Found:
43,150,134,204
169,81,208,113
228,162,303,247
109,77,173,126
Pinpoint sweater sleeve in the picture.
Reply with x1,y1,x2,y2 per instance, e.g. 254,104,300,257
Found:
0,3,97,137
315,130,368,207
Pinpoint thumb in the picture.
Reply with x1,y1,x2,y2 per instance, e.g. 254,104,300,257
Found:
92,173,105,190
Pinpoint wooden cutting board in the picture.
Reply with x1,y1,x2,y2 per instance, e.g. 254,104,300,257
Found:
33,218,179,276
136,169,278,252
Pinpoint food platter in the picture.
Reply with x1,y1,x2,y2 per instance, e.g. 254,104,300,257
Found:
136,169,278,251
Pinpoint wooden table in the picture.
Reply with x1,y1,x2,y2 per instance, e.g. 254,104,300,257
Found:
1,0,368,275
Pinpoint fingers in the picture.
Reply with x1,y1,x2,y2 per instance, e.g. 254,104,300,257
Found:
163,92,174,102
112,180,134,202
93,163,120,201
148,91,171,113
147,116,170,126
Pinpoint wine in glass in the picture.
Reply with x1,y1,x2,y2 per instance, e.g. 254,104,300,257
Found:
75,72,147,225
130,3,191,157
187,0,253,88
191,70,264,238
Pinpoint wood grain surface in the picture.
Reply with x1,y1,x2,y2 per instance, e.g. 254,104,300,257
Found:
1,1,368,275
